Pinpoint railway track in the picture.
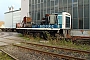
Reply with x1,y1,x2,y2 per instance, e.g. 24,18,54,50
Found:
13,44,85,60
1,38,90,59
14,41,90,60
0,32,90,60
0,49,19,60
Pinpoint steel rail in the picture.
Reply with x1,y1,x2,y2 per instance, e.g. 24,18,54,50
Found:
22,42,90,54
13,44,86,60
0,49,19,60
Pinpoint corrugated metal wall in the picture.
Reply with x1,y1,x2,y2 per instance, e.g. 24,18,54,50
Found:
4,10,21,28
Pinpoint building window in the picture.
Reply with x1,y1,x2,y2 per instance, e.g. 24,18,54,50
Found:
68,0,72,7
47,0,50,7
84,18,89,29
73,7,78,29
41,0,43,2
84,0,89,4
51,0,54,7
79,18,83,29
29,0,31,4
41,10,43,19
37,12,40,20
41,3,43,9
84,5,89,29
63,0,67,7
32,0,34,4
38,0,40,3
55,0,58,5
38,4,40,9
35,0,37,4
73,18,78,29
32,5,34,10
78,0,83,29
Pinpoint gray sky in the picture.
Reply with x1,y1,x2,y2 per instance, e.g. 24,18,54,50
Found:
0,0,21,21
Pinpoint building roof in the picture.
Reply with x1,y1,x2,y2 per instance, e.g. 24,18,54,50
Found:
4,9,21,14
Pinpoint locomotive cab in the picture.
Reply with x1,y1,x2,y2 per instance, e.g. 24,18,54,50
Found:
40,12,71,29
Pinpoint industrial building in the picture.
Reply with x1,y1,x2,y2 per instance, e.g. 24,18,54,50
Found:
4,9,21,28
21,0,90,29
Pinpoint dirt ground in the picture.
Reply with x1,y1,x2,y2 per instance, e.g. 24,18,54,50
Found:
0,32,23,46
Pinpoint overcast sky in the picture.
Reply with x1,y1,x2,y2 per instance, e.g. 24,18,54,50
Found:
0,0,21,21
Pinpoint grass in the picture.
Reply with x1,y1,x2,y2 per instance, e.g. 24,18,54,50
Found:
0,51,13,60
18,34,90,51
18,34,41,42
47,39,90,51
18,34,23,37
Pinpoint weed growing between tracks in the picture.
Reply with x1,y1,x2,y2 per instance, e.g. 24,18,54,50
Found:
18,34,90,51
48,39,90,51
18,34,23,37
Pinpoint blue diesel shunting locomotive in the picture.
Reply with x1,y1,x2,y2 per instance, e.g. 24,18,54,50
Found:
16,12,71,39
31,12,71,30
